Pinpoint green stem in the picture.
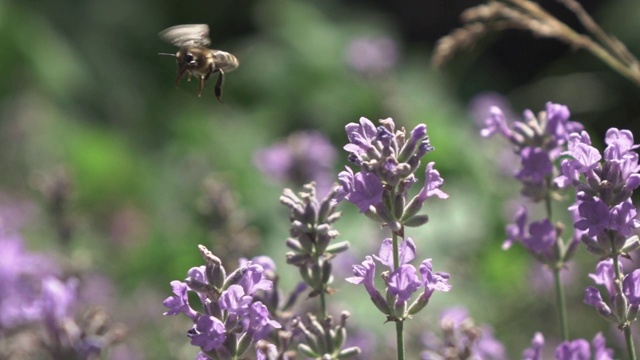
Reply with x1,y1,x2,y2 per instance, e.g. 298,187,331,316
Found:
319,288,327,319
553,268,569,341
624,324,637,360
392,231,404,360
612,255,637,360
396,320,405,360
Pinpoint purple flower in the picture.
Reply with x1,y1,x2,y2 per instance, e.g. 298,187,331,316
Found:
187,266,208,290
256,340,278,360
515,147,553,185
591,332,614,360
545,102,582,144
522,219,556,255
555,339,590,360
188,315,226,352
468,92,514,128
163,281,199,321
504,206,527,250
609,199,640,236
623,269,640,306
336,168,384,212
374,237,416,270
564,132,601,173
583,286,612,317
604,128,640,160
588,259,618,299
346,256,377,295
239,256,277,274
419,259,452,301
245,301,281,340
41,276,78,327
522,332,544,360
417,162,449,201
254,131,337,196
219,284,252,316
574,197,609,237
504,206,560,263
388,264,422,304
0,233,59,328
344,117,379,156
237,264,272,295
346,36,399,74
422,307,505,360
480,106,513,139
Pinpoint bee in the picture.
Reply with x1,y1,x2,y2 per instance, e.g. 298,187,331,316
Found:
158,24,239,102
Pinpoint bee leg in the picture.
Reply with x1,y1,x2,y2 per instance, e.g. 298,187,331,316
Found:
214,70,225,103
175,67,188,87
198,64,214,97
198,76,205,97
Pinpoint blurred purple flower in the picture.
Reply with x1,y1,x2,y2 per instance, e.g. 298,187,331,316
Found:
41,276,79,328
522,332,544,360
422,307,505,360
516,147,553,185
591,332,614,360
555,339,591,360
0,231,60,328
468,92,515,128
524,332,613,360
346,36,399,75
503,206,568,265
254,131,337,196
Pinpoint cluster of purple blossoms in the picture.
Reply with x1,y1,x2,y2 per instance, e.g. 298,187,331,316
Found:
555,128,640,257
485,103,586,269
421,307,506,360
522,332,613,360
482,102,583,201
337,116,450,328
345,36,399,75
346,238,451,321
504,205,579,268
163,245,282,360
584,259,640,326
0,227,125,358
254,131,337,197
337,117,448,231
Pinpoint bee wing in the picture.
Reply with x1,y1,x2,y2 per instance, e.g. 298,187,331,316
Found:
159,24,211,47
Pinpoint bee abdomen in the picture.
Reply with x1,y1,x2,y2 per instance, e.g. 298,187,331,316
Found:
213,51,239,72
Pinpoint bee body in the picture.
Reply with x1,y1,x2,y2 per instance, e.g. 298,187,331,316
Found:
159,24,238,102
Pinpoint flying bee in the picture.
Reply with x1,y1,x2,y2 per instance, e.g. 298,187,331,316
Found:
158,24,239,102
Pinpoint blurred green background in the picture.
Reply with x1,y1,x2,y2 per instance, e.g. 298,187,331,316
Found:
1,0,640,358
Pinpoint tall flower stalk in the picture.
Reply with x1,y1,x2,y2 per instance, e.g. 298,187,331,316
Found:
482,103,583,341
280,183,361,359
336,117,451,360
556,128,640,359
